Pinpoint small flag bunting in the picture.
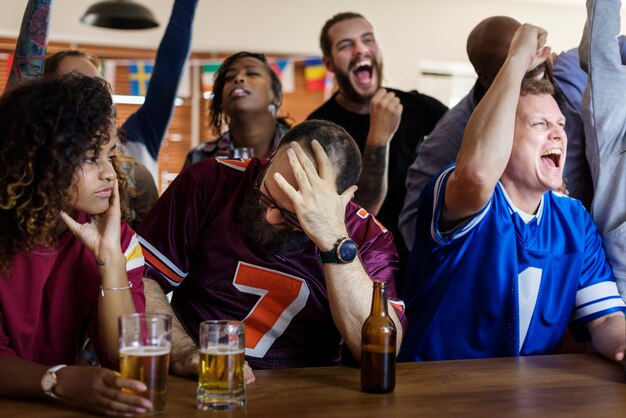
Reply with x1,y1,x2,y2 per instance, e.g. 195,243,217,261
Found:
269,58,295,93
202,62,222,93
304,57,327,91
128,61,153,96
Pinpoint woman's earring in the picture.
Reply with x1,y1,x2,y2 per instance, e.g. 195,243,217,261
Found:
268,103,277,116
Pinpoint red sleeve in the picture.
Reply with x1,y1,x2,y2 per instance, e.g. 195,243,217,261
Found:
346,203,408,333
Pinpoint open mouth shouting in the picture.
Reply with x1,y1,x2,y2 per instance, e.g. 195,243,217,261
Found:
351,58,375,87
541,148,562,169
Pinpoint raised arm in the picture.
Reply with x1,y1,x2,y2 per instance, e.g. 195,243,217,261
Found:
579,0,626,170
5,0,53,90
443,24,550,226
122,0,198,170
579,0,626,299
353,89,402,215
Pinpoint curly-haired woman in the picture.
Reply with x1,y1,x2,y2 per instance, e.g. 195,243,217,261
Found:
0,75,152,415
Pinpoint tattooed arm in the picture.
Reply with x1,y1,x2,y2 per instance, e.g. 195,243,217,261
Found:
355,144,390,215
6,0,53,90
354,88,402,214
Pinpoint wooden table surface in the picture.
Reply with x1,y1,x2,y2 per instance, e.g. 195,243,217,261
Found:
2,353,626,417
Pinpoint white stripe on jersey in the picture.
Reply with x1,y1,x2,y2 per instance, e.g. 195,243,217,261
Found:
576,281,623,307
572,281,625,320
124,234,145,272
390,299,406,312
138,235,188,279
518,267,543,353
216,159,248,171
572,296,626,320
430,166,491,244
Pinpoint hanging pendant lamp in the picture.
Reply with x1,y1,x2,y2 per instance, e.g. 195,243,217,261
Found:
80,0,159,30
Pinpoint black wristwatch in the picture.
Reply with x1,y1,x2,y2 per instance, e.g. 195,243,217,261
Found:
317,237,358,264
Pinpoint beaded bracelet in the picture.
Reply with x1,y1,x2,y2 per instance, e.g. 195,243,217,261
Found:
100,281,133,297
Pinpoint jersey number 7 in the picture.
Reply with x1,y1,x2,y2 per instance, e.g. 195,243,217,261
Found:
233,262,310,357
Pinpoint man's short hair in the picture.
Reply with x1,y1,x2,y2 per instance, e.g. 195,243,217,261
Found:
319,12,368,57
520,78,555,97
276,120,361,193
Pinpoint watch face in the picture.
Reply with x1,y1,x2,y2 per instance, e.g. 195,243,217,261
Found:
41,372,56,391
337,239,358,263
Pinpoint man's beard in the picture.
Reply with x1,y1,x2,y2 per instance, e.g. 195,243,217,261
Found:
333,58,383,104
238,194,310,256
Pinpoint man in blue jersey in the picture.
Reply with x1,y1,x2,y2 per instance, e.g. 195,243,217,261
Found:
399,24,626,362
139,120,406,377
399,16,600,249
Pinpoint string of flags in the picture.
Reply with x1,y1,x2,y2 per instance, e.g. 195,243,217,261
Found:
116,56,335,99
1,51,336,100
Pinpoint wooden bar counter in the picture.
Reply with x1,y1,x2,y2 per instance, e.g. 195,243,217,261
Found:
1,353,625,417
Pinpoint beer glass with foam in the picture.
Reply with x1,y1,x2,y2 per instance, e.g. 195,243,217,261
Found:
118,313,172,415
197,320,246,411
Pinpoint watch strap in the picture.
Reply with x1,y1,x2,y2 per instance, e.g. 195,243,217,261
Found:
317,237,357,264
42,364,67,400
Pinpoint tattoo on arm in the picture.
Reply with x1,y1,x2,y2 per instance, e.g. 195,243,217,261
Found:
355,145,389,214
6,0,52,89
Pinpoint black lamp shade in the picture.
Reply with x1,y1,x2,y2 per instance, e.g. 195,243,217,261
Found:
80,0,159,30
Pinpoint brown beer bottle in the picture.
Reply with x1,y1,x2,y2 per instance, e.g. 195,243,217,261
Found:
361,281,396,393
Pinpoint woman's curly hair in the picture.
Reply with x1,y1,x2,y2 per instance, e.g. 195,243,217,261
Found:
0,75,128,273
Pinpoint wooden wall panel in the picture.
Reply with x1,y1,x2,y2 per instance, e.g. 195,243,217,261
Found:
0,57,8,89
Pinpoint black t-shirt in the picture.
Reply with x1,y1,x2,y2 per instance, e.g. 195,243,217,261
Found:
308,88,447,277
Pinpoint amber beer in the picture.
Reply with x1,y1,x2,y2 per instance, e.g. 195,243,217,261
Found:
196,320,246,411
361,281,396,393
197,348,245,404
118,313,172,415
119,346,171,411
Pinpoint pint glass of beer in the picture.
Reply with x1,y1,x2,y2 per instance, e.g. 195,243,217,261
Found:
119,313,172,415
196,320,246,411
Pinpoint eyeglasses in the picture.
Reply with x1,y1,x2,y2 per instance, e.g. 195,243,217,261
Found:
253,162,301,229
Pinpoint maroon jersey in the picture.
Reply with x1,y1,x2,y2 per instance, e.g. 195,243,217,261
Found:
139,158,405,369
0,214,145,367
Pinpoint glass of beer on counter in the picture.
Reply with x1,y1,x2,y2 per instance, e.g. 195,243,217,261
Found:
197,320,246,411
119,313,172,415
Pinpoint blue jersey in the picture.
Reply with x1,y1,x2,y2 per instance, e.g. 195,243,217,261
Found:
400,166,626,361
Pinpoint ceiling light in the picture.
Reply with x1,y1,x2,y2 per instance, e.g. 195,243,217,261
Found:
80,0,159,30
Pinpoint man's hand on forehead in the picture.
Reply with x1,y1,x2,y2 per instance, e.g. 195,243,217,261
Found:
273,140,357,250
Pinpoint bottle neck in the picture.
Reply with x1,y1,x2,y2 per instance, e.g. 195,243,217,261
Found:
370,282,389,317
